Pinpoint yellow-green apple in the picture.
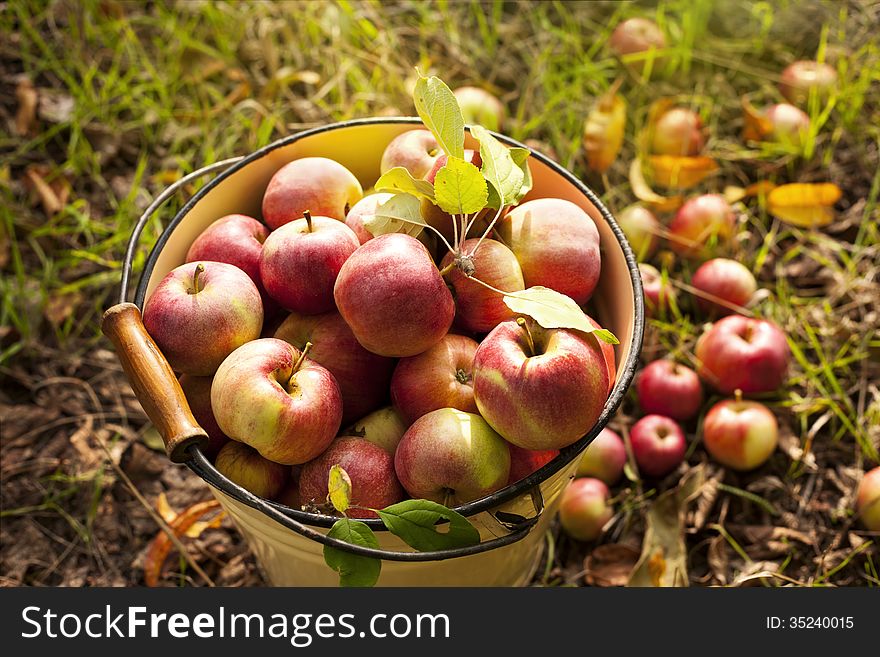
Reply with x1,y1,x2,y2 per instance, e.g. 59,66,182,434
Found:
496,198,602,304
617,204,660,260
453,86,506,131
630,414,686,478
211,338,342,465
299,437,404,519
856,467,880,531
765,103,810,145
178,374,228,458
390,334,479,424
379,129,442,179
609,17,666,74
262,157,363,229
260,212,360,314
341,406,407,456
473,317,610,450
588,314,617,388
695,315,790,394
274,311,394,424
507,444,559,486
143,261,263,375
440,238,524,333
344,192,395,244
779,60,837,105
576,427,626,485
702,396,778,471
667,194,737,258
214,441,288,499
559,477,613,542
636,359,703,421
334,233,455,357
690,257,757,317
394,408,510,504
651,107,705,156
639,263,677,318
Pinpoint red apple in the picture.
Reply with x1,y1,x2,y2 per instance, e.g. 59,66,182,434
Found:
178,374,228,458
690,257,757,317
639,263,677,317
334,233,455,357
779,60,837,105
856,467,880,531
424,149,482,185
214,441,288,499
609,17,666,74
473,317,610,451
496,198,602,305
394,408,510,504
274,311,394,424
507,444,559,486
143,261,263,376
440,238,524,333
668,194,737,258
341,406,407,456
262,157,363,229
695,315,790,394
636,359,703,421
380,129,442,179
274,479,303,509
702,396,778,471
453,86,506,131
765,103,810,145
558,477,613,542
211,338,342,465
576,427,626,486
617,204,660,260
630,414,686,478
651,107,705,156
299,437,404,519
344,192,394,244
260,212,360,314
391,334,479,424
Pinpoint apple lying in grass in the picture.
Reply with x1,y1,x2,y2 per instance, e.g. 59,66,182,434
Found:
391,333,480,424
440,238,525,333
178,374,228,458
765,103,810,146
779,60,837,105
211,338,342,465
473,317,610,451
695,315,790,394
260,212,360,315
639,263,677,317
559,477,613,542
380,129,442,179
668,194,737,258
344,192,395,244
334,233,454,357
496,198,602,305
576,427,626,486
617,205,660,261
651,107,705,156
143,261,263,375
394,408,510,505
342,406,407,456
702,396,778,471
856,467,880,531
507,445,559,486
262,157,363,229
630,414,686,478
609,17,666,74
690,257,757,317
636,359,703,421
274,310,394,424
299,437,404,519
214,441,288,500
453,86,506,131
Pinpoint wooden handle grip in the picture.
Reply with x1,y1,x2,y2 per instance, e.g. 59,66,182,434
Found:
102,303,208,463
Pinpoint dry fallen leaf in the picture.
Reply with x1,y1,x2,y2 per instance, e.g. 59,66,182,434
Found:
15,78,38,136
628,158,683,213
584,544,640,587
741,96,773,142
23,165,69,216
583,87,626,174
648,155,719,190
144,499,223,586
768,182,842,228
44,291,82,326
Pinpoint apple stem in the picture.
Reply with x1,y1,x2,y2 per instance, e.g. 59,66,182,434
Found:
438,260,457,277
734,388,743,403
291,341,313,377
516,317,536,357
303,210,313,233
191,262,205,294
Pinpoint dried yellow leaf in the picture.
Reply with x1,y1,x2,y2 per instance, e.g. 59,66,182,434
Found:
648,155,719,190
628,158,683,213
583,92,626,173
768,183,842,227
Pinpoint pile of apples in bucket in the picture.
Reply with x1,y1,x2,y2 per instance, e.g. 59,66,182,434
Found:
141,74,619,583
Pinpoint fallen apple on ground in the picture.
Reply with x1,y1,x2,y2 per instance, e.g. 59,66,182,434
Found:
630,414,687,478
765,103,810,146
559,477,613,542
609,17,666,74
690,257,757,317
667,194,737,258
702,395,778,471
453,86,505,132
576,427,626,486
639,263,677,317
636,359,703,421
617,204,660,261
651,107,705,156
856,467,880,531
779,60,838,105
214,441,288,500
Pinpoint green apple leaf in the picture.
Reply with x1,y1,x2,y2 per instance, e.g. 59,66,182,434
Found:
375,166,435,201
323,518,381,587
471,125,523,210
434,156,488,216
376,499,480,552
503,286,620,344
413,73,464,160
363,193,426,238
327,464,351,514
510,147,533,203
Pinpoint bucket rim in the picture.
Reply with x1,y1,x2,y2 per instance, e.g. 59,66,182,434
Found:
132,116,644,530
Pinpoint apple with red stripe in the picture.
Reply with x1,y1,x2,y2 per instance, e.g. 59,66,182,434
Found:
630,415,686,478
341,406,407,456
214,441,288,500
856,467,880,531
636,360,703,422
702,392,778,471
690,258,757,317
559,478,613,542
576,427,626,486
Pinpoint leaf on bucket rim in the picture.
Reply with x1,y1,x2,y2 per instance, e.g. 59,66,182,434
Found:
376,499,480,552
327,464,352,513
503,286,619,345
767,182,842,228
323,518,381,587
144,499,223,586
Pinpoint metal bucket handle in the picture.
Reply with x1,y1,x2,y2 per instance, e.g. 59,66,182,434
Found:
103,158,542,562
